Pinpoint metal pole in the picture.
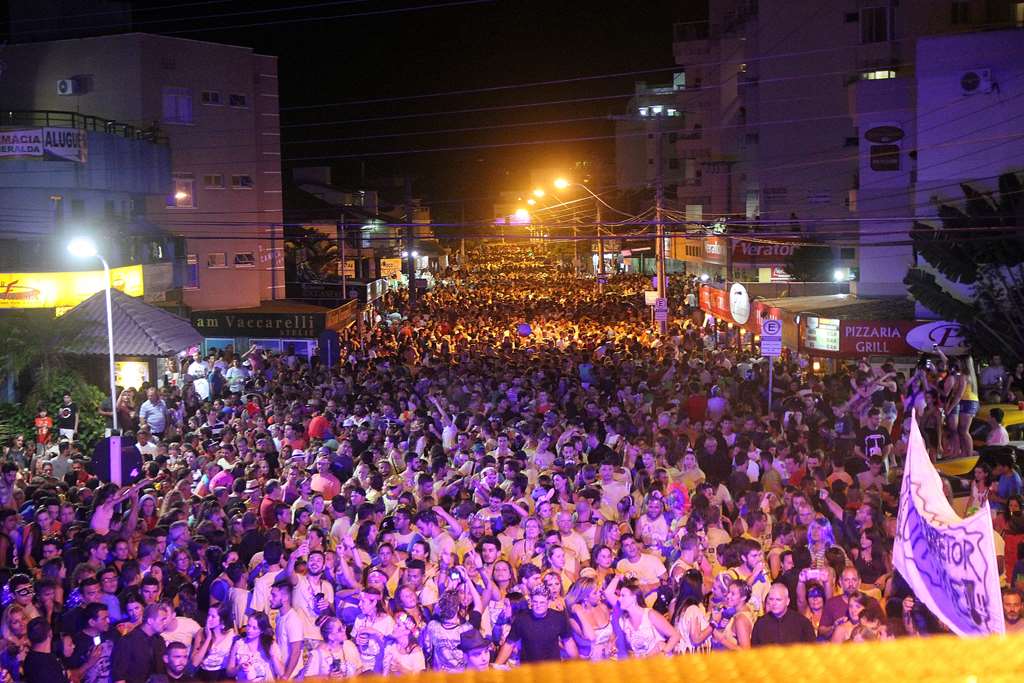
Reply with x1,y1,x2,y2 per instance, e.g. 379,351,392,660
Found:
99,256,118,433
767,358,774,415
596,200,605,292
655,116,668,335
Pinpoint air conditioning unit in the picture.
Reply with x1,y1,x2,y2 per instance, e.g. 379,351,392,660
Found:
56,78,79,96
960,69,993,95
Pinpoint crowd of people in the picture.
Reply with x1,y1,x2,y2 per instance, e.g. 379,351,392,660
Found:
1,244,1023,683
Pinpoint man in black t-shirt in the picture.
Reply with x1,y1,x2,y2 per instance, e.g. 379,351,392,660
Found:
24,618,69,683
494,587,578,664
854,408,893,471
57,393,79,440
64,603,117,683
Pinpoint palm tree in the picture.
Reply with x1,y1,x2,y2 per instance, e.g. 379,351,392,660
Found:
904,171,1024,362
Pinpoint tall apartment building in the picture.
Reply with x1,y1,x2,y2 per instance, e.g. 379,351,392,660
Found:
662,0,1023,290
2,33,283,310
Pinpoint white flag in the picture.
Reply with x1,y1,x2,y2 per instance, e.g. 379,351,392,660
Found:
894,412,1005,635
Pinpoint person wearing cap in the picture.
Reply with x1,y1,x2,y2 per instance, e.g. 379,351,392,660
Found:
457,629,492,672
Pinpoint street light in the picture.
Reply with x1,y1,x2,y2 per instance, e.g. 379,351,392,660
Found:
553,177,570,190
532,188,546,198
67,236,118,433
513,208,531,223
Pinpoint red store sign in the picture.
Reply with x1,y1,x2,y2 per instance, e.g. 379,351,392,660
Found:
698,284,784,333
839,321,917,356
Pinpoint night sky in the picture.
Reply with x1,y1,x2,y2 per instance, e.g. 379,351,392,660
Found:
6,0,706,220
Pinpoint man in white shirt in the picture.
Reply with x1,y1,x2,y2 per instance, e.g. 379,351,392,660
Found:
616,534,667,602
186,351,209,379
270,581,306,678
987,407,1011,446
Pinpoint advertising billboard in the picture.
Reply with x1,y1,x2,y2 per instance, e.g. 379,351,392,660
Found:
0,265,143,312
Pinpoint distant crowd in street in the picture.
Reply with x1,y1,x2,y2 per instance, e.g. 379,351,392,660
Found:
0,244,1022,683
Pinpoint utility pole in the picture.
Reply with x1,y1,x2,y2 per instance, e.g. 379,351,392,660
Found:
337,218,347,300
573,207,579,275
404,177,416,309
596,200,605,292
459,200,466,264
654,116,668,335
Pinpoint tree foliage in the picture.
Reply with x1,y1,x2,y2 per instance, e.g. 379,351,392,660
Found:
784,243,834,282
904,172,1024,362
0,311,108,448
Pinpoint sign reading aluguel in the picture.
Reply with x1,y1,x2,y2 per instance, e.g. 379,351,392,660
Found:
0,128,88,163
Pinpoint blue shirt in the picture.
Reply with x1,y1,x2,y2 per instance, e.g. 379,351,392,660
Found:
138,399,167,434
995,471,1023,511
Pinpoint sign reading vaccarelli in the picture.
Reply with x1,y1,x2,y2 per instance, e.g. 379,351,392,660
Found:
190,311,325,338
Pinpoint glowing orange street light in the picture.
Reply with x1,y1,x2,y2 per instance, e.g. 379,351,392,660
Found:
526,198,536,206
553,177,570,190
533,188,546,198
513,208,530,222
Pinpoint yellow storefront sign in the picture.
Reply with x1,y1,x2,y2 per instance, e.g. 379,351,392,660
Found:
0,265,144,312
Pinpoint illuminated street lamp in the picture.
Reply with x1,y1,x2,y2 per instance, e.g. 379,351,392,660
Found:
532,188,546,198
67,236,118,433
553,177,570,190
513,208,531,223
526,198,536,206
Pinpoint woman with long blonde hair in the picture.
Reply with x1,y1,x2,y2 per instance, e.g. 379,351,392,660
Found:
565,576,614,660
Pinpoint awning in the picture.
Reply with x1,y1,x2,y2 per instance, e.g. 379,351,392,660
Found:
61,289,203,357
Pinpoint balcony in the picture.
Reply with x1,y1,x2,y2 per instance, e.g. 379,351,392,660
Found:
0,110,167,144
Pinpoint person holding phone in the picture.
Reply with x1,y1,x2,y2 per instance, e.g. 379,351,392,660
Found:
64,603,113,683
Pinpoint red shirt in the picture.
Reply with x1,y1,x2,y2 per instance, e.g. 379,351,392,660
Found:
685,395,708,422
259,495,278,529
34,416,53,444
308,415,330,440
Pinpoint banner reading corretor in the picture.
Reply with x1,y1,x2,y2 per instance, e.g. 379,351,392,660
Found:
894,413,1005,635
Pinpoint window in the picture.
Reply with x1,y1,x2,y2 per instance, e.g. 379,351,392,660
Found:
861,7,890,43
231,174,254,189
203,174,225,189
844,11,859,22
201,90,222,105
745,190,760,219
951,1,970,23
668,132,678,143
168,175,195,208
840,247,857,259
105,199,116,219
862,69,896,80
207,252,228,269
185,254,199,289
162,87,193,124
234,252,256,268
1018,2,1024,27
668,158,680,170
229,93,248,107
71,199,85,218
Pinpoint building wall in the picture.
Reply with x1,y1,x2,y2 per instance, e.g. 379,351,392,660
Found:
912,28,1024,312
1,33,283,311
666,0,1020,289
